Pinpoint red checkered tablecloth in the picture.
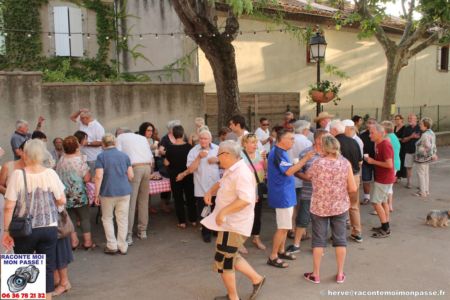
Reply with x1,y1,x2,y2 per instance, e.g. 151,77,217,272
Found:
86,173,171,202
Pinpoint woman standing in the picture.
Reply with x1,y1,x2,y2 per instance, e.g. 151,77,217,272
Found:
2,139,66,299
241,134,267,250
56,136,95,250
393,115,406,180
304,135,356,284
414,117,437,198
188,117,206,146
165,125,196,228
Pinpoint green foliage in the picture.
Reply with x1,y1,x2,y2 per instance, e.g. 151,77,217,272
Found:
308,80,342,105
160,48,197,81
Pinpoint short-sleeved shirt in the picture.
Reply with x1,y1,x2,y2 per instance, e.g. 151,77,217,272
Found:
56,155,90,209
255,127,271,153
308,156,350,217
388,133,401,171
10,131,31,160
402,124,421,154
299,146,320,201
267,146,296,208
360,129,375,168
165,143,193,179
6,168,65,228
201,159,256,237
95,148,132,197
374,139,396,184
336,134,362,174
116,133,153,165
289,134,313,188
187,144,220,197
77,119,105,162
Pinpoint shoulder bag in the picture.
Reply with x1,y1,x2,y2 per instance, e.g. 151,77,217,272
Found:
243,150,268,200
8,170,33,238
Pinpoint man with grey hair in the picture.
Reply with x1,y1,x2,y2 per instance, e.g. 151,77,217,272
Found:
202,140,265,300
116,128,154,244
365,123,395,238
70,108,105,174
10,117,44,160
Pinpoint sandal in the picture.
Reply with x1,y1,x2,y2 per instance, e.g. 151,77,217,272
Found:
52,282,72,296
336,273,346,284
303,272,320,284
177,223,187,229
82,243,97,251
239,245,248,254
278,252,296,260
252,238,266,250
371,229,390,238
267,257,288,268
71,241,80,251
287,230,295,239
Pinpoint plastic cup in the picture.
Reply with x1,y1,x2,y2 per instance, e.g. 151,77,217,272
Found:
293,158,300,164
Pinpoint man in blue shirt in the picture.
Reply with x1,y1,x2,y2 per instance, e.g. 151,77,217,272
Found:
267,129,313,268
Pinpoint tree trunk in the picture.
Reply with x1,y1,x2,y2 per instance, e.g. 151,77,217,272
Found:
381,55,401,120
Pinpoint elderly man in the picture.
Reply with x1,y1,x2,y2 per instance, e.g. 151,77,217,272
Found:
70,109,105,175
116,128,153,244
177,129,220,243
94,134,134,255
313,112,334,131
267,129,313,268
365,124,395,238
202,140,265,300
10,117,44,160
330,120,363,242
343,119,363,157
360,118,377,204
401,113,421,188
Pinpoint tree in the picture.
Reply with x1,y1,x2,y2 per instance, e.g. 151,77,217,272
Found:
171,1,255,130
336,0,450,120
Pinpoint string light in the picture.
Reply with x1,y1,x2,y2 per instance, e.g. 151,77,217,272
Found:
27,33,31,38
139,34,143,40
48,32,52,39
155,33,159,39
87,33,91,39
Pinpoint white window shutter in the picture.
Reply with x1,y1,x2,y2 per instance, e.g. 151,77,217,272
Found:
54,7,70,56
0,35,5,55
69,7,83,57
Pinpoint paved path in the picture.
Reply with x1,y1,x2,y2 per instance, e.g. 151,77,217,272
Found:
63,147,450,300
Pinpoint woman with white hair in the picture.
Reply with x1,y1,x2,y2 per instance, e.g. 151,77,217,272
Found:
189,117,208,146
304,134,356,284
414,117,437,197
2,139,66,299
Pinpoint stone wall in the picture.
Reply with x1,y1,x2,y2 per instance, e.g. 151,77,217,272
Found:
0,72,205,161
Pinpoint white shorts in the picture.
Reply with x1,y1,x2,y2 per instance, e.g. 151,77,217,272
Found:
276,207,294,230
404,153,414,168
371,182,393,204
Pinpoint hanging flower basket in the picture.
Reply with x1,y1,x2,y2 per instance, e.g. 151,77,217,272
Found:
308,80,341,105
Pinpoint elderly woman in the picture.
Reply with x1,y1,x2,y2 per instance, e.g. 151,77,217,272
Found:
414,117,437,198
56,136,94,250
177,130,220,242
241,133,267,250
2,139,66,299
94,134,133,254
164,125,196,228
304,135,356,284
189,117,206,146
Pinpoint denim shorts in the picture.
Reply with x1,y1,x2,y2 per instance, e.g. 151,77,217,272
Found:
362,163,374,182
311,212,347,248
295,199,311,228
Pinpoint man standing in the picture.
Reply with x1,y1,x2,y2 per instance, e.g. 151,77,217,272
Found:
70,109,105,175
283,111,295,129
229,115,263,149
267,129,312,268
10,117,44,160
343,119,363,157
255,118,272,153
360,118,377,204
330,120,363,242
365,124,395,238
313,112,334,131
115,129,153,245
202,141,265,300
401,113,421,188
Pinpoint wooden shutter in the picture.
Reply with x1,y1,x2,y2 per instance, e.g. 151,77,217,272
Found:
54,7,70,56
69,7,83,57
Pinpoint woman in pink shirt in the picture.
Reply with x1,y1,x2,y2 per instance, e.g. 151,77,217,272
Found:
304,134,356,284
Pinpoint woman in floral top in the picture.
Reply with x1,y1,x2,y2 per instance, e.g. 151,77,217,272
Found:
56,136,94,249
414,117,437,197
304,134,356,284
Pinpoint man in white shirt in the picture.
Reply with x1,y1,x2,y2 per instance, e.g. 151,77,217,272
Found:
343,119,364,157
255,117,272,153
177,130,220,243
70,109,105,174
229,114,263,150
115,128,153,245
202,140,265,300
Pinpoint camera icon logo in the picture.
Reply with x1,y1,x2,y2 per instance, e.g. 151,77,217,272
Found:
7,265,40,293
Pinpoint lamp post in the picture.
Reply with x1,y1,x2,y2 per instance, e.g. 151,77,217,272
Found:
309,32,327,116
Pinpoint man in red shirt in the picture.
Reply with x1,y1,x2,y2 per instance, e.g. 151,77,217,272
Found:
365,124,395,238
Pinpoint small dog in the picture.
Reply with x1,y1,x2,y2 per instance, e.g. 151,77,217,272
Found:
426,210,450,227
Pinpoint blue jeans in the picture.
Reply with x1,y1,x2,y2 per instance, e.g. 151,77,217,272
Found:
14,226,58,293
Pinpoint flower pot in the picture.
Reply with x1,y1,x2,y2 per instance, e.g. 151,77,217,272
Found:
325,91,335,101
311,90,333,103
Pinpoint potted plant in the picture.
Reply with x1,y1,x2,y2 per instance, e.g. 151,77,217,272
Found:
308,80,341,105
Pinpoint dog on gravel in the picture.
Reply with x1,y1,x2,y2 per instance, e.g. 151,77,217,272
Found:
426,210,450,227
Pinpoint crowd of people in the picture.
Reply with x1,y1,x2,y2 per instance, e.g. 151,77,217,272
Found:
0,109,438,300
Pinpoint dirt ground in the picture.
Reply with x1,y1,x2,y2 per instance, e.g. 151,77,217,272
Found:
62,147,450,300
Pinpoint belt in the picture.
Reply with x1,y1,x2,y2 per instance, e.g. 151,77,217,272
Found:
132,163,151,167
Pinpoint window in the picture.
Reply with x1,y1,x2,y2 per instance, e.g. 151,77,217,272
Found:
53,6,83,57
437,45,449,72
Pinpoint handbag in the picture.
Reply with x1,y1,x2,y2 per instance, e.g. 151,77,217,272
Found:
243,150,268,199
57,209,75,239
8,170,33,238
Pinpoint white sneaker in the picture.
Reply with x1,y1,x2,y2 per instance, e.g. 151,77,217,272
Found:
126,234,134,246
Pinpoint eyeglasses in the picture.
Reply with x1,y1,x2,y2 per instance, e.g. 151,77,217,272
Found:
217,152,229,158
